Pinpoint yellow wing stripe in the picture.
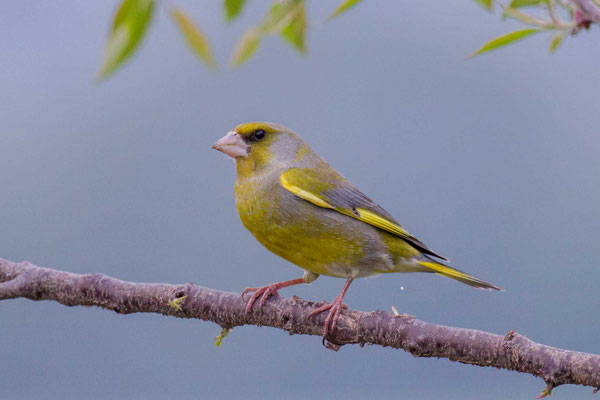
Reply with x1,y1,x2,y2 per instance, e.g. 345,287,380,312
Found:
281,172,413,239
280,173,334,209
354,208,412,240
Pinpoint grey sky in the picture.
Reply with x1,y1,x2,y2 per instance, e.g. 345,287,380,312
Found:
1,1,599,399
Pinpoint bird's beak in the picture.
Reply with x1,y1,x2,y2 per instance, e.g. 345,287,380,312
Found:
211,131,248,158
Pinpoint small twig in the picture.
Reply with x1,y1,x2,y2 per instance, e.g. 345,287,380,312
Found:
537,381,554,398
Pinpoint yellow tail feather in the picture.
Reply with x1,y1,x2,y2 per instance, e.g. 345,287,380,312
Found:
418,261,502,291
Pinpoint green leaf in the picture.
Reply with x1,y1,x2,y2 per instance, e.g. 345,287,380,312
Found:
224,0,246,22
168,295,187,311
509,0,547,7
281,3,306,52
328,0,363,20
214,328,232,347
474,0,494,11
171,6,216,69
229,0,304,66
260,0,305,53
549,31,566,53
230,28,260,67
260,0,304,35
470,28,539,57
503,7,543,25
98,0,154,80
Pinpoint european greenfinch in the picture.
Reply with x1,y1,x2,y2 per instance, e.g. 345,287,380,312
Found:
212,122,500,342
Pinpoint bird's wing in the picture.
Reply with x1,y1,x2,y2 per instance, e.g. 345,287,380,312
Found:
280,167,449,261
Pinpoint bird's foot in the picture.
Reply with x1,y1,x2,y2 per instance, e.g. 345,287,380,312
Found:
309,295,348,342
242,284,281,313
242,278,307,313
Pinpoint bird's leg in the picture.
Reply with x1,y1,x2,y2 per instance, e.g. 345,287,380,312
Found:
242,271,319,313
309,277,354,341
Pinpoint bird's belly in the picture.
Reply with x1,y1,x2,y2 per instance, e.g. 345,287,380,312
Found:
253,220,369,277
236,183,394,278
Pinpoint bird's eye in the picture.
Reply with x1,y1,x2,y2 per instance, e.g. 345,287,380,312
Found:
252,129,266,141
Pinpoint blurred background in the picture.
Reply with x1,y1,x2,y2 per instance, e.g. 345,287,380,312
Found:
1,1,599,399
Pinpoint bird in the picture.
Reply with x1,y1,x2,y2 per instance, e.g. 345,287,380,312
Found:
212,122,501,343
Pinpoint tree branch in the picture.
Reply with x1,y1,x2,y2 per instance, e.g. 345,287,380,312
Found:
2,257,599,395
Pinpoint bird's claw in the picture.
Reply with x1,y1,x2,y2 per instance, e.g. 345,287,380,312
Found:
242,285,281,313
309,297,347,342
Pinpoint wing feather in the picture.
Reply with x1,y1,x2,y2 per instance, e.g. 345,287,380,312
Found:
280,167,449,261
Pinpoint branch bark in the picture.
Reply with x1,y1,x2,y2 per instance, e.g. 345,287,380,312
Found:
2,257,599,396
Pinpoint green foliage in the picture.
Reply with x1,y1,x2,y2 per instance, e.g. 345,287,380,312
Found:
328,0,364,20
537,385,553,398
281,2,307,52
549,31,567,53
260,0,305,35
472,0,584,56
231,0,306,66
471,28,540,57
214,328,232,347
224,0,246,21
98,0,154,80
230,28,261,67
96,0,594,78
509,0,548,8
171,6,216,69
502,7,543,26
168,295,187,311
474,0,494,11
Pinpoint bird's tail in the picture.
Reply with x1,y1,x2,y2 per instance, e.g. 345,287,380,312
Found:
418,257,502,291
